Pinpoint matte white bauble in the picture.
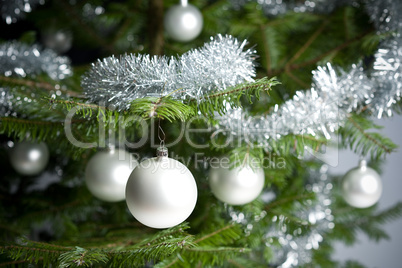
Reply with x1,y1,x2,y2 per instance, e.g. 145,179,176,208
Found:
9,141,49,176
125,148,197,229
164,3,203,42
341,160,382,208
209,163,265,205
85,148,137,202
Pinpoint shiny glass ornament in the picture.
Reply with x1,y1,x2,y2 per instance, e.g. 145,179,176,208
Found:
341,160,382,208
125,147,198,229
164,1,203,42
209,161,265,205
85,148,137,202
9,141,49,176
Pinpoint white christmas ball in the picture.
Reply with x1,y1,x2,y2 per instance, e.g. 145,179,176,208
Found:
9,141,49,176
85,148,137,202
126,151,198,229
341,160,382,208
42,29,73,54
164,4,203,42
209,163,265,205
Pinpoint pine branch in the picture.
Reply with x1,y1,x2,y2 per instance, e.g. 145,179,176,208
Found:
193,224,242,246
107,224,194,267
269,133,328,158
370,201,402,224
153,224,248,267
52,78,279,123
287,20,329,64
59,247,108,267
0,240,70,267
0,224,193,267
194,77,280,117
130,96,195,122
332,201,402,244
342,260,367,268
0,117,63,141
286,30,373,72
0,75,82,97
338,115,397,159
49,98,121,123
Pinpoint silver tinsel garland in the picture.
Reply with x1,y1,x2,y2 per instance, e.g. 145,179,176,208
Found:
229,0,353,17
81,34,256,110
1,0,44,24
227,165,334,267
266,165,334,267
0,88,16,117
216,63,373,145
217,0,402,144
365,0,402,33
370,36,402,118
0,41,72,80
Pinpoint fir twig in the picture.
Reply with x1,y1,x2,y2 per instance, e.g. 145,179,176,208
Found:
0,117,64,141
338,115,397,159
195,77,280,117
0,75,82,97
287,19,329,64
130,96,195,122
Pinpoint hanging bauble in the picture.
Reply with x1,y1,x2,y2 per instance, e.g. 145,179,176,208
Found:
85,148,138,202
209,160,265,205
164,1,203,42
41,29,73,54
125,147,198,229
9,141,49,176
341,160,382,208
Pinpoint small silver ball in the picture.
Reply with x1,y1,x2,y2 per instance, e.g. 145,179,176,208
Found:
85,149,137,202
9,141,49,176
42,29,73,54
341,160,382,208
209,163,265,205
126,156,198,229
164,4,203,42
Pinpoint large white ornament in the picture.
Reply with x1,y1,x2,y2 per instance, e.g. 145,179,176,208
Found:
85,148,137,202
9,141,49,176
209,162,265,205
125,147,198,229
341,160,382,208
164,1,203,42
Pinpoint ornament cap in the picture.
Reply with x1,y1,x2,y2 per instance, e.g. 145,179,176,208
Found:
106,144,116,153
358,159,367,170
157,147,168,158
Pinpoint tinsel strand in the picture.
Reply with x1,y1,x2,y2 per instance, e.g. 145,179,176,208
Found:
217,0,402,145
229,0,355,17
0,41,72,80
266,165,334,267
81,34,256,110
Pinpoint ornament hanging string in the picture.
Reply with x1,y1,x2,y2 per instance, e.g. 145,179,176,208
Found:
180,0,188,7
158,119,166,148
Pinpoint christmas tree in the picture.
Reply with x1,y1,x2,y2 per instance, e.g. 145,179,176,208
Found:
1,0,402,267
